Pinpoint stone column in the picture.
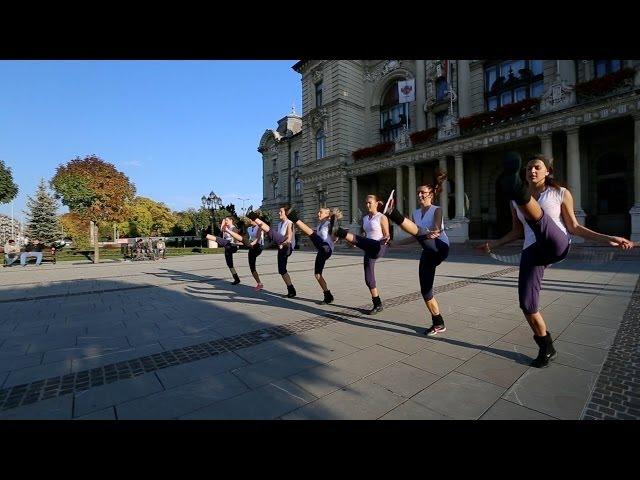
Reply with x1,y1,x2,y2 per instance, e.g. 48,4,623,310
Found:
566,127,586,241
395,166,404,214
407,163,417,214
449,153,469,243
351,176,358,224
540,132,553,159
630,114,640,241
416,60,426,131
439,157,449,220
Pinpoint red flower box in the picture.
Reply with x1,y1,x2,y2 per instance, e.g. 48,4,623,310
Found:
409,128,438,145
575,68,635,98
459,98,540,133
352,142,395,161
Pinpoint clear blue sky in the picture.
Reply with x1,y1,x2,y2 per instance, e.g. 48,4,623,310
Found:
0,60,301,222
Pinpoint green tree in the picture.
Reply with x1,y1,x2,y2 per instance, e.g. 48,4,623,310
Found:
51,155,136,264
60,212,91,249
24,179,60,245
0,159,19,204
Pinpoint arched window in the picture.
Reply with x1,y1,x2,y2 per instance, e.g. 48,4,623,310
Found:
316,129,326,159
380,82,409,142
295,178,303,196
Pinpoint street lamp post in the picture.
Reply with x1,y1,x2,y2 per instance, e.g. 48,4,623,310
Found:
236,197,250,216
201,191,222,242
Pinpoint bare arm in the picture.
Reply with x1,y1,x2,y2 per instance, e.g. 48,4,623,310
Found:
380,214,390,243
561,190,634,249
477,205,523,252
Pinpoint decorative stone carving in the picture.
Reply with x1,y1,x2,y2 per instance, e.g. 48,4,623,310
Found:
364,60,402,82
394,125,412,152
311,67,323,83
310,107,329,130
437,113,460,141
271,173,278,185
540,80,576,113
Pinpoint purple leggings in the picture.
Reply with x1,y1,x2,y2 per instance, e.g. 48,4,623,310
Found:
248,245,262,273
518,212,570,314
417,237,449,300
215,237,239,269
309,232,332,275
352,235,387,289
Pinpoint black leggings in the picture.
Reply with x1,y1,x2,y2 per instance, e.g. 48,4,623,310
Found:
309,232,332,275
248,245,263,273
277,245,293,275
216,237,239,269
417,236,449,300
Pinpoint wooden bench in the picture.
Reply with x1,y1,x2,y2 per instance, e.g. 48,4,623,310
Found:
20,247,57,265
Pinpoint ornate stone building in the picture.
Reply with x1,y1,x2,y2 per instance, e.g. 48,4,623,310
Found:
260,60,640,242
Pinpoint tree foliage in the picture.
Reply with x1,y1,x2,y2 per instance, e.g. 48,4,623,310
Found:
24,179,60,245
50,155,136,224
60,212,91,249
118,197,176,237
0,159,19,204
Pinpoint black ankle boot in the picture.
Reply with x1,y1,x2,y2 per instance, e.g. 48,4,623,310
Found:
336,227,349,239
287,209,299,223
425,314,446,336
323,290,334,304
385,208,406,226
498,151,531,205
287,284,297,298
367,296,383,315
231,274,240,285
531,332,557,368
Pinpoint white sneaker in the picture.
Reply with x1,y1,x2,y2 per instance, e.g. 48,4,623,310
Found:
383,189,395,215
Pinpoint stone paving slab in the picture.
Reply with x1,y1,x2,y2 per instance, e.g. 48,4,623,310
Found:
0,251,637,420
76,407,117,420
479,399,557,420
0,394,73,420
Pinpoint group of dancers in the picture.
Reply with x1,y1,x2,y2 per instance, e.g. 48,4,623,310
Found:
206,151,634,368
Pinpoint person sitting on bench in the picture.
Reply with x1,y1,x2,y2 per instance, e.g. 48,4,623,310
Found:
3,239,20,267
20,239,44,266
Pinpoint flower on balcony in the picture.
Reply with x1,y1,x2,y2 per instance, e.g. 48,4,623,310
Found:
409,128,438,146
352,142,395,161
459,98,541,133
574,68,636,99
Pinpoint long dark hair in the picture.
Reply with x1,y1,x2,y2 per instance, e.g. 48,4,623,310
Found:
527,154,566,190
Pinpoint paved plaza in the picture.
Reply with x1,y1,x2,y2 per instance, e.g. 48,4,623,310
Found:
0,245,638,420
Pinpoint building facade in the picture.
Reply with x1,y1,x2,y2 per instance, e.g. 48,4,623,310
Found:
260,60,640,242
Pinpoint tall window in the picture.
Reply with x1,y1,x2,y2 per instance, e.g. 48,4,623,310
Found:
484,60,544,111
293,150,300,167
315,81,323,108
272,158,277,172
316,129,326,159
273,181,279,199
435,110,448,128
594,60,623,78
295,178,303,196
435,77,448,102
380,82,410,142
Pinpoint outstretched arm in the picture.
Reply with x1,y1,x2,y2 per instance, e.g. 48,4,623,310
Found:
477,205,523,253
561,190,634,249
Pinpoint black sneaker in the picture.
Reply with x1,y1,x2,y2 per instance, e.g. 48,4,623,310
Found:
367,304,383,315
498,151,530,205
323,291,334,304
287,209,299,223
287,285,297,298
247,211,259,221
531,333,557,368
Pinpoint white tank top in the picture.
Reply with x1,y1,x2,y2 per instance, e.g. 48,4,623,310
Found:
223,226,237,244
412,205,449,245
248,226,264,246
363,212,384,241
513,187,569,250
278,220,296,249
316,220,334,251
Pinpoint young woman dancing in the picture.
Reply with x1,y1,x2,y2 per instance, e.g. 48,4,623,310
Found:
206,217,241,285
478,152,634,368
285,207,342,304
222,215,266,291
382,174,450,335
247,205,297,298
334,194,390,314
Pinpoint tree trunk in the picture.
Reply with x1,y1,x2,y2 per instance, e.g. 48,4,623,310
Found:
94,223,100,264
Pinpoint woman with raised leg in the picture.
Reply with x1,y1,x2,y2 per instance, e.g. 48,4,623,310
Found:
206,217,241,285
382,173,450,335
478,152,634,368
285,207,342,304
334,194,390,314
247,205,297,298
222,215,266,291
